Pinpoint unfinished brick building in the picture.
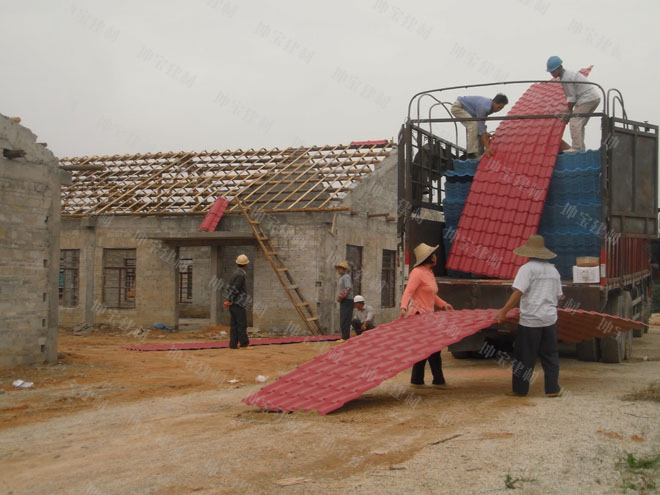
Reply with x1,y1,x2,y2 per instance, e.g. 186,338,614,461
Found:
58,141,401,335
0,115,70,368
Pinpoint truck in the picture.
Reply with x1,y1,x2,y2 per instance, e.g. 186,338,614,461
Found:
397,80,658,363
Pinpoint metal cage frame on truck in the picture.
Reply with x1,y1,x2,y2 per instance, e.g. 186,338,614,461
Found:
397,80,658,363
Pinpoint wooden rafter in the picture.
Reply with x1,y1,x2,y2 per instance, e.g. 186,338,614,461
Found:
60,142,394,217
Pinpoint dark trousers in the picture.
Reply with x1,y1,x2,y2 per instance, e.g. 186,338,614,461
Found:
339,299,354,339
351,318,374,335
411,351,445,385
229,304,249,348
512,323,560,395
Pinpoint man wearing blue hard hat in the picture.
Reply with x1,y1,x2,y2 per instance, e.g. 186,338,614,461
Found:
547,56,601,152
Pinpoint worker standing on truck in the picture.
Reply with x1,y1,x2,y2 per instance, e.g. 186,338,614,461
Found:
400,243,454,388
335,260,354,343
496,235,563,397
450,94,509,159
547,56,601,152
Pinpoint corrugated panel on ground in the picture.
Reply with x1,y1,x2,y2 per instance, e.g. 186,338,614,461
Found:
123,335,340,351
446,69,592,279
244,305,642,415
198,197,230,232
243,309,499,414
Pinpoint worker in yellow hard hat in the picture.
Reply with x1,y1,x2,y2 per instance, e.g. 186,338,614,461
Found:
227,254,251,349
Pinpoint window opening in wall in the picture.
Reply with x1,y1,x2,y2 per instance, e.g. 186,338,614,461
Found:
381,249,396,308
178,258,193,303
59,249,80,307
346,244,363,296
103,249,136,308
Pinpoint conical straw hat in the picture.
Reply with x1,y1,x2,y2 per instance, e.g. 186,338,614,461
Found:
413,243,439,267
513,235,556,259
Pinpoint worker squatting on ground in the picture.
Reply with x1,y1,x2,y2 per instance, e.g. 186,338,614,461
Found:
496,235,564,397
334,260,354,343
226,254,251,349
450,93,508,159
400,243,454,387
352,295,375,335
547,55,601,152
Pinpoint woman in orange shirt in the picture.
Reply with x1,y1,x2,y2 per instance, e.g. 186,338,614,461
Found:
400,243,454,387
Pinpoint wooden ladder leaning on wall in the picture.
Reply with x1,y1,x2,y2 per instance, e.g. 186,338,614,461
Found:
235,198,322,336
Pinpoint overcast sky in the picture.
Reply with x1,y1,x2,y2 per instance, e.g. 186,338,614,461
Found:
1,0,658,158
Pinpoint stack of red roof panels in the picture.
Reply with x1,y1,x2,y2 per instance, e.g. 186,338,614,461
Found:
446,70,592,279
198,197,230,232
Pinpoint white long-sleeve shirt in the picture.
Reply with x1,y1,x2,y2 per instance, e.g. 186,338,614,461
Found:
560,69,600,105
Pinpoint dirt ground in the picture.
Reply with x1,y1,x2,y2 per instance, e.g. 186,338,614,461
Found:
0,322,658,495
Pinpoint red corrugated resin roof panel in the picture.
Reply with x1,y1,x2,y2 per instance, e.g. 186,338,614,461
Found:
555,308,644,343
349,139,389,146
447,69,592,279
123,335,341,351
243,309,499,414
244,303,640,415
501,307,643,343
198,197,230,232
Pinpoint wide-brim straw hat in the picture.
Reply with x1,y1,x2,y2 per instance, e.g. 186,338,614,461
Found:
413,243,439,267
513,235,556,259
334,260,350,270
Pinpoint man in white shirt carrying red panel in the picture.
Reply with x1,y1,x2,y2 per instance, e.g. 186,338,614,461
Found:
547,56,601,152
497,235,564,397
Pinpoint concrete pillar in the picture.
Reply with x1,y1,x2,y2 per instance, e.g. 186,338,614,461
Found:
209,245,222,325
82,218,97,326
173,246,180,329
136,242,178,329
44,168,69,363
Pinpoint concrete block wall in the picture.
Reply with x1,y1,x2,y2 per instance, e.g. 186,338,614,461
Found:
319,153,401,331
58,219,88,326
178,246,211,318
215,212,318,331
252,218,327,333
59,216,201,330
318,215,400,333
0,115,68,368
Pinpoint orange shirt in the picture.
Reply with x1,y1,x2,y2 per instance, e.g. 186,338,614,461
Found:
400,265,447,314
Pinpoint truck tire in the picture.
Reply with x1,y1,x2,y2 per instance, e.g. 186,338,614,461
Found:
635,284,649,337
621,291,634,359
600,333,625,363
576,339,600,362
624,329,633,360
600,293,627,363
